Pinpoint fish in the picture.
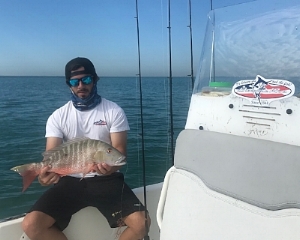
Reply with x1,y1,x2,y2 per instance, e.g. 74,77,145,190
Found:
11,138,126,192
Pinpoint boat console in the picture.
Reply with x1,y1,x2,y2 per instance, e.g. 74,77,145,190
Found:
157,1,300,239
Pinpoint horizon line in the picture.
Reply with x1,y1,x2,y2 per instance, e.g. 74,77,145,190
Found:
0,75,194,78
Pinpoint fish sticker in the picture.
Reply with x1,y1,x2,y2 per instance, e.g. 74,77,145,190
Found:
232,75,295,106
11,138,126,192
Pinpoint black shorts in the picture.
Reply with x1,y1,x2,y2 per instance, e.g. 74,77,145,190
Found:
28,172,145,230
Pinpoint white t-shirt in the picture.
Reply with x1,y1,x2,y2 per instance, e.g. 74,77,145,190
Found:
45,98,130,177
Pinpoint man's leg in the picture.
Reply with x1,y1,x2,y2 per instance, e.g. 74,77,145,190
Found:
22,177,85,240
22,211,67,240
119,211,151,240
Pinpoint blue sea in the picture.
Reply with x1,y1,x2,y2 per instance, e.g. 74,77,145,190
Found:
0,76,192,220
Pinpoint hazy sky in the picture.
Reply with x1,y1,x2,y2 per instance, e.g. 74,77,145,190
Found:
0,0,259,77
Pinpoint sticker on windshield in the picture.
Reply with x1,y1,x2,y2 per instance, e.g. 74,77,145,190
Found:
232,75,295,106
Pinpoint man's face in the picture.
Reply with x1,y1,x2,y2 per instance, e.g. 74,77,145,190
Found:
70,67,94,99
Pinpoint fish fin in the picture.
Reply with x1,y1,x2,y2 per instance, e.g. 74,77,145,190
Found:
22,171,38,192
80,163,96,178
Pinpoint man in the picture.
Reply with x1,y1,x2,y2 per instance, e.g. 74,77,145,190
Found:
22,57,150,240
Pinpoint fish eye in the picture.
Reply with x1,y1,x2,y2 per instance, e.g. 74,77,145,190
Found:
107,148,112,153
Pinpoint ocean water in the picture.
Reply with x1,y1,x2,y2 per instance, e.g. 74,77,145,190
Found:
0,76,192,220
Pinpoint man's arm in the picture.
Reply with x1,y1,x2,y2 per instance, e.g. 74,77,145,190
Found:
38,137,63,186
45,137,63,151
110,131,127,156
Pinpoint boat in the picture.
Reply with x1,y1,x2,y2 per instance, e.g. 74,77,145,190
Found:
2,0,300,239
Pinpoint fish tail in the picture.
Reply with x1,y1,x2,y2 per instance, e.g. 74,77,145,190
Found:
11,164,39,192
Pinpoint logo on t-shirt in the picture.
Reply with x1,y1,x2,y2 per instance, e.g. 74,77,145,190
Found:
94,119,107,125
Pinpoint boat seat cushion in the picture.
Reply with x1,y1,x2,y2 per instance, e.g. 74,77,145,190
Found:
174,129,300,210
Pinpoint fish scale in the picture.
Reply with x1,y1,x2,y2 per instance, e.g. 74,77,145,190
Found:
10,138,127,192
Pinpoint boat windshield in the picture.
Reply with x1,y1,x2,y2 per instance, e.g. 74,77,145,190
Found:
194,0,300,96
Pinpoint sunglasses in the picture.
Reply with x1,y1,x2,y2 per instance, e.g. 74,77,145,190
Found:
67,76,93,87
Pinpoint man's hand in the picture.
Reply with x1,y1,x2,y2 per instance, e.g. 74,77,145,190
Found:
94,163,121,175
38,165,60,186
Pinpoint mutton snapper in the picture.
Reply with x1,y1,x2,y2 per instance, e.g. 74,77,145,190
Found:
11,138,126,192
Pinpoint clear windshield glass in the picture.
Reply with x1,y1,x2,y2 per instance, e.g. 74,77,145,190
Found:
194,0,300,95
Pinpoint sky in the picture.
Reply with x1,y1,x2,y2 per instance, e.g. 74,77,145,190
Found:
1,0,296,77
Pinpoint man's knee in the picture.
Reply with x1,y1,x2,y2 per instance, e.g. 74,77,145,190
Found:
22,213,39,237
125,211,151,238
22,211,55,237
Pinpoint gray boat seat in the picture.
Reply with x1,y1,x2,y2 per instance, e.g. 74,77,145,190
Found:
158,129,300,239
175,129,300,210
